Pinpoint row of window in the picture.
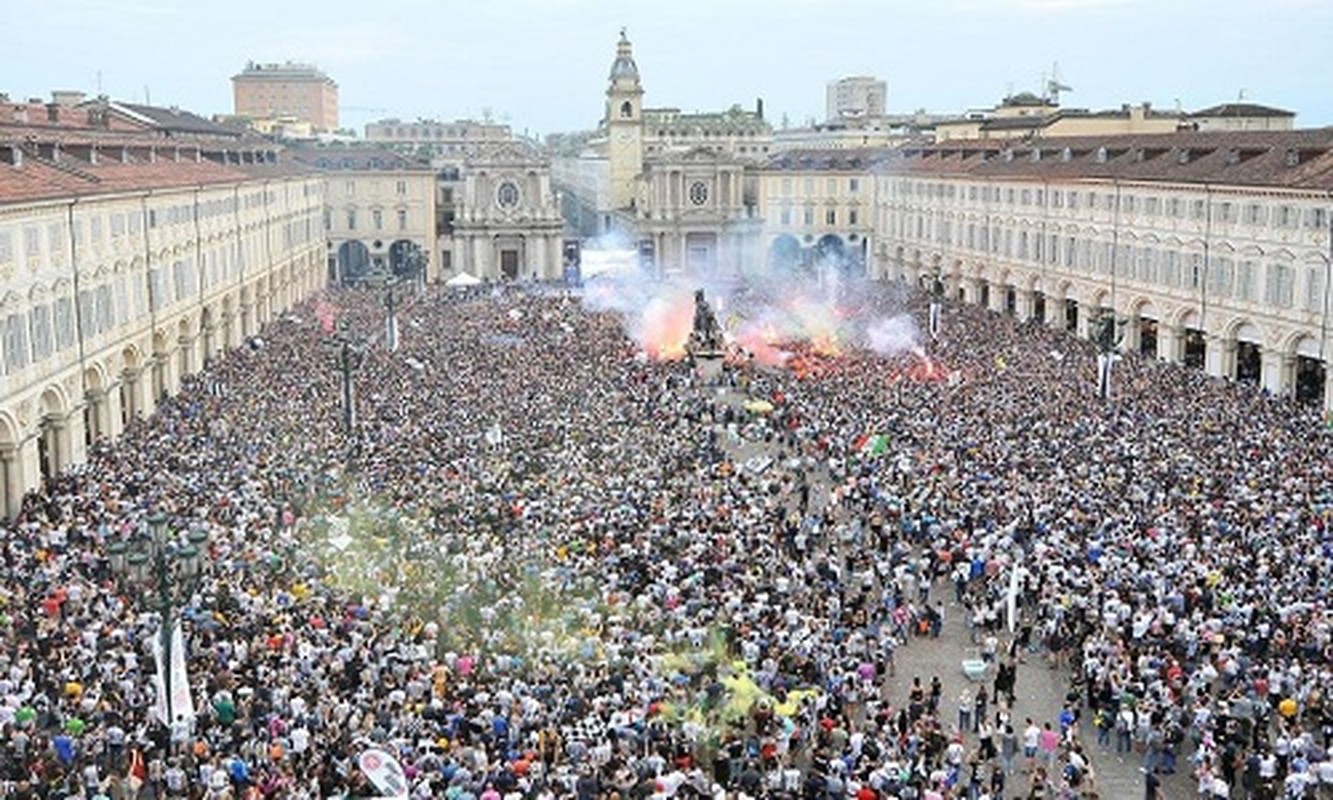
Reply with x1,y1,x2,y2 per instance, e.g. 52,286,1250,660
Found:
344,180,410,197
896,219,1325,311
0,193,321,266
0,235,317,376
777,207,861,227
890,180,1331,231
325,208,410,232
778,177,861,197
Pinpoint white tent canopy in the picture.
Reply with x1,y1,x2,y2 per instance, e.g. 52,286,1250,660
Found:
445,272,483,287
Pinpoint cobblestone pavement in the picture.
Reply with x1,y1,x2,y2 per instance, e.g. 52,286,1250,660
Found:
884,595,1200,799
709,372,1196,799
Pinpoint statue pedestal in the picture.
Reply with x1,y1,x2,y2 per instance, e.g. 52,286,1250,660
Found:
694,354,725,385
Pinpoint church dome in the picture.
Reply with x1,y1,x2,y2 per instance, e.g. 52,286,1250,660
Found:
608,29,639,81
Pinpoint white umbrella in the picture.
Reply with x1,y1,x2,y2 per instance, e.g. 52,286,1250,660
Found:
446,272,483,287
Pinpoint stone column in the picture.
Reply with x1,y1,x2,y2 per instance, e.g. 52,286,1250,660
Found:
960,277,979,306
1157,325,1182,364
1075,306,1091,339
472,237,486,279
101,382,124,440
988,283,1006,314
1123,316,1142,354
62,408,87,467
1205,336,1235,380
178,334,198,381
1015,289,1034,322
1043,296,1063,329
533,237,546,281
1259,349,1290,396
0,444,24,521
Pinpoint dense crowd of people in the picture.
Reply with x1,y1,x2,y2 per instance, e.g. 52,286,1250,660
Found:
0,276,1330,800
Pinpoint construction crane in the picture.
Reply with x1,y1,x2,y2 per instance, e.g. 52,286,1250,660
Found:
1044,63,1073,105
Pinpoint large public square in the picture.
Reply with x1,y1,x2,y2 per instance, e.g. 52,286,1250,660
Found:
0,276,1330,799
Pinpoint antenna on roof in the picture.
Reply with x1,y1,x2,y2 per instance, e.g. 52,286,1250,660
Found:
145,85,151,106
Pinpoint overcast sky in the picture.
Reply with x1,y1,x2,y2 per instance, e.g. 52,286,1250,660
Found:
4,0,1329,137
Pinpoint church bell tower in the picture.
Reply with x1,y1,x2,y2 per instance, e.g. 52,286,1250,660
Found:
606,28,644,213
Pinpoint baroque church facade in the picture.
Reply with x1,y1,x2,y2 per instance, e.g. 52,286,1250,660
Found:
554,32,764,278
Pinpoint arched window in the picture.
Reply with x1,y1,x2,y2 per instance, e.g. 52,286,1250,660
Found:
620,101,633,118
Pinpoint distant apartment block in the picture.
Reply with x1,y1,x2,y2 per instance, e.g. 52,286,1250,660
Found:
232,61,338,132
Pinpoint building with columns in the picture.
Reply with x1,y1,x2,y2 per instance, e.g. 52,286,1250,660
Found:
553,30,763,277
0,96,327,516
450,140,565,281
868,130,1333,407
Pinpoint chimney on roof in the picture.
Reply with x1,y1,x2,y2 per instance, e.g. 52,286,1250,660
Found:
756,98,764,121
51,90,86,107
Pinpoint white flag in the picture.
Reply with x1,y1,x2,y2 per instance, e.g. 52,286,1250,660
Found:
152,619,195,724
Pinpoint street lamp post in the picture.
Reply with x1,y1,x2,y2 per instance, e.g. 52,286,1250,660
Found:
106,511,209,727
325,320,365,436
367,269,405,353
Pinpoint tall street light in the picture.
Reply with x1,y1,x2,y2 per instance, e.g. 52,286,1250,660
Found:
325,319,365,436
367,270,405,353
106,511,209,727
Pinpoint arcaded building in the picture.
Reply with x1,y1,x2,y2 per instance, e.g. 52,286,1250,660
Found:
0,95,326,515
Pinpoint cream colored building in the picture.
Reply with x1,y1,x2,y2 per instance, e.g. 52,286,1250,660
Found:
934,95,1183,142
364,118,512,156
757,150,883,275
289,147,438,284
1185,103,1296,132
0,108,326,515
869,130,1333,407
827,76,887,123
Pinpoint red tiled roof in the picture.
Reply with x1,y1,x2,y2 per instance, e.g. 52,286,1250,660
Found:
0,153,262,205
825,129,1333,191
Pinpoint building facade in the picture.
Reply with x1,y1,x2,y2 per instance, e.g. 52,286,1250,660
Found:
934,95,1184,142
450,141,565,281
364,118,512,156
758,150,883,275
1186,103,1296,132
554,31,763,277
866,131,1333,407
232,61,339,132
289,148,438,285
0,102,326,515
827,76,887,123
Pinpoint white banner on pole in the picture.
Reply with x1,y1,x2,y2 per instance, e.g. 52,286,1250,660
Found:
151,619,195,724
358,748,410,799
1006,561,1021,635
